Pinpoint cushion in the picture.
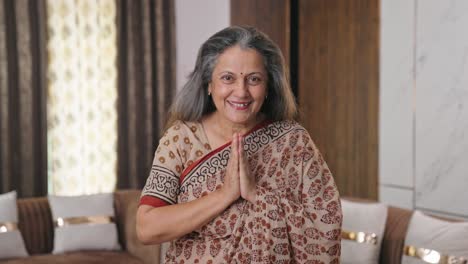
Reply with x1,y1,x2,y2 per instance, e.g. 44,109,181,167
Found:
340,199,388,264
402,211,468,264
0,191,28,259
48,193,121,254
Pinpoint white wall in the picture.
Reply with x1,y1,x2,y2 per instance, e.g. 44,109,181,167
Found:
175,0,230,90
380,0,468,220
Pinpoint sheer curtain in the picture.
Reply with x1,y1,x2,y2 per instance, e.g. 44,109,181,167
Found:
46,0,118,195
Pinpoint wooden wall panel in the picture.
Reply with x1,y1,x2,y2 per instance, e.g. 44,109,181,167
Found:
231,0,379,200
230,0,290,65
298,0,379,199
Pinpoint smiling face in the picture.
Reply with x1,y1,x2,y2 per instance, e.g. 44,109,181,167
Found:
208,45,267,129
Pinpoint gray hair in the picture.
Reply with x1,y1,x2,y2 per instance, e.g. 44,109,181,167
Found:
167,26,297,127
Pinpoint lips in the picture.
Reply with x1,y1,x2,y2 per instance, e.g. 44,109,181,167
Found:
227,100,251,110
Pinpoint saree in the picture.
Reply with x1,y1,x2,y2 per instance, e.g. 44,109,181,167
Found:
140,120,342,263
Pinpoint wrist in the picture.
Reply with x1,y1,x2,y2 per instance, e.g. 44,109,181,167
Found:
217,187,238,205
246,187,257,204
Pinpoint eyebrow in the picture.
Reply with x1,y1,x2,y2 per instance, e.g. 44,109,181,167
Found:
217,71,265,76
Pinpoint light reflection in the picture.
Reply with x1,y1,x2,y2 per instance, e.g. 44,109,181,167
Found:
420,248,441,264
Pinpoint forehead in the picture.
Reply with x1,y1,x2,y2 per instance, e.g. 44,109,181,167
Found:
213,45,265,73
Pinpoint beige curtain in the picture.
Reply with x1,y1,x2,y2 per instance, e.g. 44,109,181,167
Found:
0,0,48,198
116,0,176,189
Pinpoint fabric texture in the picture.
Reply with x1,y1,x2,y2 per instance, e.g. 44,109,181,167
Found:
0,191,28,259
0,251,143,264
341,199,388,264
0,0,48,198
45,0,119,196
116,0,176,190
141,120,342,263
48,193,121,254
16,197,53,255
114,190,161,264
10,190,160,263
402,211,468,264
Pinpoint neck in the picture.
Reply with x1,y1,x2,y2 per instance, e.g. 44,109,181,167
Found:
211,113,264,141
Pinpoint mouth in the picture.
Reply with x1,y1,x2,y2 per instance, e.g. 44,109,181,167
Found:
227,100,252,110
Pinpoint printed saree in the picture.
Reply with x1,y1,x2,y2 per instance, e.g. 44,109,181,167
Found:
140,120,342,263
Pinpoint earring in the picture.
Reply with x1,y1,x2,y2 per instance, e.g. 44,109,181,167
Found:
265,95,268,99
208,91,211,96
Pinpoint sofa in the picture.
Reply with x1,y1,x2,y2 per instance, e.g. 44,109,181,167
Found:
2,191,464,264
374,203,413,264
0,190,161,264
343,197,467,264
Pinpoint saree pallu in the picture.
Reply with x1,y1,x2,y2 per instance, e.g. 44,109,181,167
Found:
141,120,342,264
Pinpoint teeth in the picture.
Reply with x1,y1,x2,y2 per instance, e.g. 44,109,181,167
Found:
231,102,249,107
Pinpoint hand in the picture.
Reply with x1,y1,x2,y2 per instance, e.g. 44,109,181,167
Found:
220,133,241,203
238,134,256,203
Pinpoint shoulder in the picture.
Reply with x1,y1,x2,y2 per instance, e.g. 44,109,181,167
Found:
158,121,190,150
162,120,201,138
269,120,317,147
159,120,207,153
270,120,309,135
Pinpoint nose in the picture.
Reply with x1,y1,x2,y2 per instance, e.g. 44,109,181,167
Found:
233,79,249,97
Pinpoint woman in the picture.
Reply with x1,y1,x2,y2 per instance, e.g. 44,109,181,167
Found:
137,26,342,263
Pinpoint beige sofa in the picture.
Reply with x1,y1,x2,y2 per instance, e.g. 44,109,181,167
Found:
376,204,413,264
0,190,161,264
2,191,462,264
344,197,466,264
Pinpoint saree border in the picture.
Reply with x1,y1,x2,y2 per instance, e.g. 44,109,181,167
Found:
179,120,302,192
179,120,272,184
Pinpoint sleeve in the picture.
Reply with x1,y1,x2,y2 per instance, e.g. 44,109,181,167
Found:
254,130,342,263
140,124,185,208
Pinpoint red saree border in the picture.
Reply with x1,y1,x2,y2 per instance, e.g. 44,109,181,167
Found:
179,120,273,184
139,195,169,208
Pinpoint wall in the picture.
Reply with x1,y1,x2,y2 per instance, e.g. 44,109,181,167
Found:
175,0,230,90
297,0,380,200
231,0,380,200
380,0,468,219
230,0,290,65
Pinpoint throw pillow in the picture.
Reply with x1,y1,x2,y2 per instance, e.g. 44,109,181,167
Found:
402,211,468,264
0,191,29,259
48,193,121,254
340,199,388,264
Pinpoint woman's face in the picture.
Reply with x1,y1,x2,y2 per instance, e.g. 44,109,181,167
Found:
208,45,267,127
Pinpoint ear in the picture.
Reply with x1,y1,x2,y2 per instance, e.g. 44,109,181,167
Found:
208,83,212,94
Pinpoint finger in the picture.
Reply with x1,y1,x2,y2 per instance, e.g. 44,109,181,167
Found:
238,134,242,156
239,135,246,168
232,133,239,168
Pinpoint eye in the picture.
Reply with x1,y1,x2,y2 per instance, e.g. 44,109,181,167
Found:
220,74,235,84
247,75,263,85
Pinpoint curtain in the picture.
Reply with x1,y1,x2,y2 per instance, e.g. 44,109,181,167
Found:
116,0,176,189
46,0,119,195
0,0,48,198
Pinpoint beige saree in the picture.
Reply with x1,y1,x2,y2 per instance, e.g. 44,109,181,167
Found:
140,120,342,263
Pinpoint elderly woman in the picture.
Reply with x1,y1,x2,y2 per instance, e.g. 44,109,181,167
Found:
137,26,342,263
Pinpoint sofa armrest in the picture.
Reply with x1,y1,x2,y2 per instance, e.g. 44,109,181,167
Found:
114,190,161,264
379,206,413,264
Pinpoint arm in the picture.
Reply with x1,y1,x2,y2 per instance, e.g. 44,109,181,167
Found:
136,188,235,244
137,133,242,245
